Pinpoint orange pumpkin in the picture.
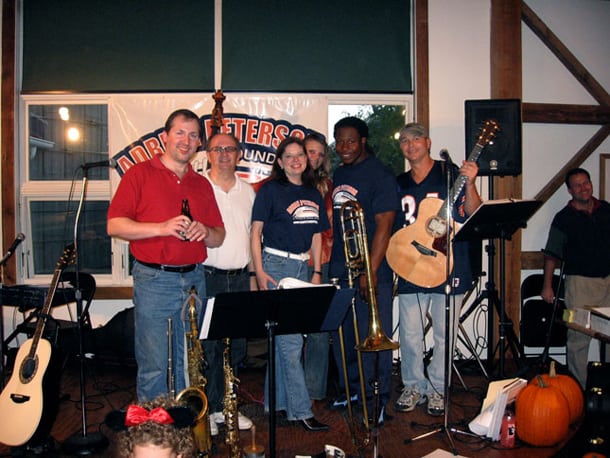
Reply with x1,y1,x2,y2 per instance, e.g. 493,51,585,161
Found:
516,375,570,446
539,361,584,423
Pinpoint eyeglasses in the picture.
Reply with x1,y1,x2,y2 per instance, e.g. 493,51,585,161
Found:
208,145,239,154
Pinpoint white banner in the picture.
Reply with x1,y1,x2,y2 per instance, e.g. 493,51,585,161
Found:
109,93,328,187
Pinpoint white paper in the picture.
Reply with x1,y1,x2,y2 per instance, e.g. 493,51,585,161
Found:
468,377,526,440
199,297,215,339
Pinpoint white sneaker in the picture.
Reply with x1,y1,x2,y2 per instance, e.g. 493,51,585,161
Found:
209,417,219,436
210,410,253,430
427,392,444,416
209,411,224,424
395,388,425,412
236,412,253,430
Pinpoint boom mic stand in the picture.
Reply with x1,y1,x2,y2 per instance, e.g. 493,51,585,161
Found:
62,167,108,455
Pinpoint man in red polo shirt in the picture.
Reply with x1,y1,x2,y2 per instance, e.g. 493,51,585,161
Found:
108,108,225,401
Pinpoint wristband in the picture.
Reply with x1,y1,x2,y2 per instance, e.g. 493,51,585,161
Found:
313,271,323,276
249,272,257,277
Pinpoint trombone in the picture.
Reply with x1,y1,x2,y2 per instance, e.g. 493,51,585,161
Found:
339,200,399,457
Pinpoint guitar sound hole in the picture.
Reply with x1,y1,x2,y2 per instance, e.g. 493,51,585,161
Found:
20,356,38,382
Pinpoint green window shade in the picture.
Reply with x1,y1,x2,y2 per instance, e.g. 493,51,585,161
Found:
222,0,412,93
22,1,411,94
22,0,215,93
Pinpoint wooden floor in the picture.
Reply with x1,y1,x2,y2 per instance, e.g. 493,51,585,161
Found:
0,350,598,458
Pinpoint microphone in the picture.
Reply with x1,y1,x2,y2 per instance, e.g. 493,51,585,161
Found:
439,149,453,165
0,233,25,266
80,158,118,170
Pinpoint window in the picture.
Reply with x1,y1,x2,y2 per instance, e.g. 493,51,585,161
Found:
328,96,413,175
20,98,117,283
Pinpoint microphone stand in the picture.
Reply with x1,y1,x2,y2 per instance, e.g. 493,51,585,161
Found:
62,167,108,455
405,156,479,452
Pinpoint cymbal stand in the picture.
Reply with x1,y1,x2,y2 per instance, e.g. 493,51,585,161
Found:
61,168,108,455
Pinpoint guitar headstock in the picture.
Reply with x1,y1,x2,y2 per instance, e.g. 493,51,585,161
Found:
476,119,500,147
56,243,76,271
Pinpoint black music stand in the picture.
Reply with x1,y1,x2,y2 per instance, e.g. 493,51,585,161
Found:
201,285,354,458
454,199,542,378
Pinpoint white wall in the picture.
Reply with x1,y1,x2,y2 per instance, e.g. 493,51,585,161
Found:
428,0,610,243
428,0,610,361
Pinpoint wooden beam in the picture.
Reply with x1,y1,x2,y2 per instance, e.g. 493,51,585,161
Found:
490,0,523,357
522,1,610,106
521,250,544,270
1,0,17,285
535,124,610,202
414,0,429,127
523,103,610,125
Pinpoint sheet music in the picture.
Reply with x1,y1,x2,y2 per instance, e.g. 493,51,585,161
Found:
199,297,215,339
277,277,334,289
469,377,526,440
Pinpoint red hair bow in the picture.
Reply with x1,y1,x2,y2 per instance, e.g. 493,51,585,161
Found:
124,405,175,426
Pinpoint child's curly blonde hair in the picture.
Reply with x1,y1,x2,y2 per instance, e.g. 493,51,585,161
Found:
106,396,195,457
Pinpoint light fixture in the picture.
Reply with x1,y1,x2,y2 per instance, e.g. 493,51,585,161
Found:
59,106,70,121
67,126,80,142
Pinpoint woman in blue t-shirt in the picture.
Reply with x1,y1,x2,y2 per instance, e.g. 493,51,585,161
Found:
250,136,330,431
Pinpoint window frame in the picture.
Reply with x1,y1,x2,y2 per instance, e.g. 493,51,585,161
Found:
18,94,129,286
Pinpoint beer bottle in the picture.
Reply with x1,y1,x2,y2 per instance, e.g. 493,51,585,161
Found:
180,199,192,240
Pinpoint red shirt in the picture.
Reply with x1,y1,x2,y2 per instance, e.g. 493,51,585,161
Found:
108,154,224,265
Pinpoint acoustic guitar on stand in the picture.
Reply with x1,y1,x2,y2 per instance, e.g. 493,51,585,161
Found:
0,244,75,447
386,120,499,288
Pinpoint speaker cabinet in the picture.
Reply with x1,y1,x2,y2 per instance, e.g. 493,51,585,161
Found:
465,99,522,177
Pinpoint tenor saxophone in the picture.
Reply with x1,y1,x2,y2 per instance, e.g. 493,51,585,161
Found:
176,287,212,457
222,337,242,458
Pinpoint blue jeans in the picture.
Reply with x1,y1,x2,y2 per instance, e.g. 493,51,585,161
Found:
132,261,206,401
202,267,249,413
263,251,313,421
304,263,330,400
398,292,461,395
331,280,394,409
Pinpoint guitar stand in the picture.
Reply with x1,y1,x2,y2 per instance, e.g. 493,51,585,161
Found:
454,199,542,378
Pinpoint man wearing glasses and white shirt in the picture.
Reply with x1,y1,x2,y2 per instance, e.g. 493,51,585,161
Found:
198,133,256,436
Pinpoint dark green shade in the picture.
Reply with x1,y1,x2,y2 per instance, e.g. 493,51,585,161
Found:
22,0,411,94
22,0,215,92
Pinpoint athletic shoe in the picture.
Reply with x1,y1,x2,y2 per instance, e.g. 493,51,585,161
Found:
395,388,425,412
331,393,358,409
209,417,219,436
209,410,253,430
427,392,444,416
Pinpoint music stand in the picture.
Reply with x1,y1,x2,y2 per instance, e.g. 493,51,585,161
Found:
201,286,354,458
454,198,542,377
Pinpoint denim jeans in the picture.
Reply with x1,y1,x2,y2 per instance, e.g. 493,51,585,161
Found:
304,263,330,400
331,280,394,409
132,261,206,402
202,267,249,413
398,292,461,395
262,251,313,421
